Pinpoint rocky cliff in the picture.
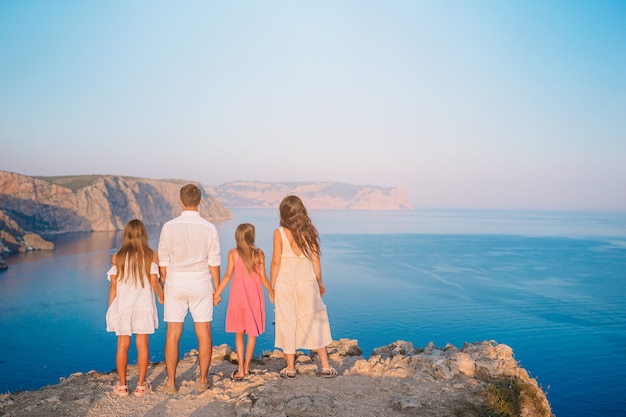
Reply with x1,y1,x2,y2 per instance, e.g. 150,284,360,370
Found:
0,171,232,254
206,181,413,210
0,339,552,417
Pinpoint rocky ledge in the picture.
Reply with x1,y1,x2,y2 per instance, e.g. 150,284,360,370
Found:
0,339,553,417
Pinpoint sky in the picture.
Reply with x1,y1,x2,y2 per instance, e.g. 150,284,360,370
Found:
1,1,625,211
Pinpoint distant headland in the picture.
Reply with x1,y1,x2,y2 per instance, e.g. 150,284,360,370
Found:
206,180,413,210
0,170,412,256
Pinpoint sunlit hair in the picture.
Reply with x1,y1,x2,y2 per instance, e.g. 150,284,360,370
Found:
279,195,320,260
235,223,261,274
114,219,154,288
180,184,202,208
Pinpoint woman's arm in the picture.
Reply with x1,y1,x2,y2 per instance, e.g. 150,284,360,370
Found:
214,249,236,305
312,250,325,297
269,228,282,290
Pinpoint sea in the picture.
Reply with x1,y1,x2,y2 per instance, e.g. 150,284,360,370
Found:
0,208,625,417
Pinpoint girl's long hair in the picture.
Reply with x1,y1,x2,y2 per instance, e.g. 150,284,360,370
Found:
235,223,261,274
114,219,153,288
279,195,320,260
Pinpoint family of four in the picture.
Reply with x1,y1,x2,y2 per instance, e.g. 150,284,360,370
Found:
105,184,336,397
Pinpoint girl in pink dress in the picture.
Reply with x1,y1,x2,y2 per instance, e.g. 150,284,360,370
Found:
106,219,164,397
214,223,274,379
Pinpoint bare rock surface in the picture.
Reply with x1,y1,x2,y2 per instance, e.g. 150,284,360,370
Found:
0,339,552,417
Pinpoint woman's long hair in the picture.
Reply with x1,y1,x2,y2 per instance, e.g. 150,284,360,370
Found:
279,195,320,260
114,219,153,288
235,223,261,274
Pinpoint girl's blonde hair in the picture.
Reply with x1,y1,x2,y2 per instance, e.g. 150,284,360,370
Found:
235,223,261,274
114,219,154,287
279,195,320,260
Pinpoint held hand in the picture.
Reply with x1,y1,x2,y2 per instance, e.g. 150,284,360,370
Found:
158,296,164,304
269,292,275,304
318,283,326,297
213,293,221,306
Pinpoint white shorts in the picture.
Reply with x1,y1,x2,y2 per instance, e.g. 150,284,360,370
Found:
164,273,214,323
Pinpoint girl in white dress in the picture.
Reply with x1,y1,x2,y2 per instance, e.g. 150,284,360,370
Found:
270,196,336,378
106,219,164,397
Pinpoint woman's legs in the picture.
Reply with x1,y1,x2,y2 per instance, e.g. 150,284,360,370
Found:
135,334,149,386
317,346,338,377
284,352,296,371
116,335,131,386
316,346,330,369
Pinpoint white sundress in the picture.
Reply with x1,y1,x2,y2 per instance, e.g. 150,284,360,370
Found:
274,227,332,354
105,262,159,336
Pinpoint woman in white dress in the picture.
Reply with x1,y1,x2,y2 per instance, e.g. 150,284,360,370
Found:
270,196,336,378
106,219,164,396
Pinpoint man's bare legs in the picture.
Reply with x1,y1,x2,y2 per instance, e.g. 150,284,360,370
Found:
165,322,183,390
194,322,212,384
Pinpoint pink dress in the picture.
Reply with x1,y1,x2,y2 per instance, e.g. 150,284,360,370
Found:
225,255,266,337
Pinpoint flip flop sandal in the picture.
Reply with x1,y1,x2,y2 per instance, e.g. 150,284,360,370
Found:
321,367,338,378
196,381,210,393
279,367,297,378
160,385,177,394
113,384,129,397
231,371,245,380
133,381,152,397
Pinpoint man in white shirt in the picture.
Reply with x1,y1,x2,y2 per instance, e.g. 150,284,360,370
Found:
158,184,221,393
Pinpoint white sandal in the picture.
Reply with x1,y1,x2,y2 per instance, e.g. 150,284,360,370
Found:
321,367,338,378
134,381,152,397
112,384,129,397
279,367,297,378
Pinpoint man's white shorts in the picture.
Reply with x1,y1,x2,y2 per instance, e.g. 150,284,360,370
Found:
164,273,214,322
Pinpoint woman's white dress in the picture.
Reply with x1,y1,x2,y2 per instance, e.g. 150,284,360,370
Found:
274,227,332,354
106,262,159,336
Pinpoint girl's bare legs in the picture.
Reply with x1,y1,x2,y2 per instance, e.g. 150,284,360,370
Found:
244,335,257,374
116,335,131,386
135,334,149,386
234,332,245,377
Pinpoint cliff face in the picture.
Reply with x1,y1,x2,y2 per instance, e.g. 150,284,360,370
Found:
0,339,553,417
0,171,232,253
207,181,414,210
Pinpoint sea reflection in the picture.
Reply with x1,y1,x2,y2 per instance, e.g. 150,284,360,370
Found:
0,209,625,417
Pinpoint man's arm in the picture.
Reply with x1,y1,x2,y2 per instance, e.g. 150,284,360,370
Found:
209,265,220,291
157,225,169,286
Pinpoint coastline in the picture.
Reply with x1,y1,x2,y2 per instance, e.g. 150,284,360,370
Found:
0,339,552,417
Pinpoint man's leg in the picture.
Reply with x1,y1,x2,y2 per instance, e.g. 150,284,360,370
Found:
165,322,183,389
194,322,212,384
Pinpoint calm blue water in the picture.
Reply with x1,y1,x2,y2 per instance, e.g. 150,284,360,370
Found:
1,209,625,417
